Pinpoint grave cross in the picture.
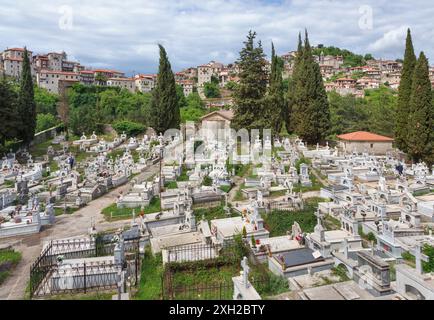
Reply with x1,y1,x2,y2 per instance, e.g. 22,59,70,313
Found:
241,256,250,289
414,244,429,275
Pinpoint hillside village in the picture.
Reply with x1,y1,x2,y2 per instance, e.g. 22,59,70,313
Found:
3,45,434,102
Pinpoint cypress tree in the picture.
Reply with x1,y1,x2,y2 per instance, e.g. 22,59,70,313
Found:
265,42,285,135
395,29,416,152
17,48,36,146
232,31,268,132
407,52,433,163
292,30,330,144
0,77,20,147
149,45,180,134
286,33,303,133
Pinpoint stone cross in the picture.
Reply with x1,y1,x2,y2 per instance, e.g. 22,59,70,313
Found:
241,257,250,288
343,238,349,259
414,244,429,275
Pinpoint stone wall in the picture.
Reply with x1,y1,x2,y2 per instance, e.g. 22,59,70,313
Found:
339,141,394,155
31,125,63,146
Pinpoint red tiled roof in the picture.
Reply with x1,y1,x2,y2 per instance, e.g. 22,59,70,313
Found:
39,70,78,76
93,69,124,74
337,131,394,142
5,48,29,52
3,57,23,62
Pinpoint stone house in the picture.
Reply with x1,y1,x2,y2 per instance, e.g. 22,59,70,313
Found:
337,131,394,155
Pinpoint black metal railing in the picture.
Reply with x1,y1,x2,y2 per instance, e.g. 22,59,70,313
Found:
29,237,140,299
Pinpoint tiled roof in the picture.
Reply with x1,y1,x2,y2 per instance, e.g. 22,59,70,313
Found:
201,109,234,121
337,131,394,142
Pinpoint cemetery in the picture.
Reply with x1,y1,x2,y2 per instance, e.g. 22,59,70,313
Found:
2,128,434,301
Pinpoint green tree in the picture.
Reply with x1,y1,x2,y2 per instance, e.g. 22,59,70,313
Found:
232,30,268,132
203,81,221,98
395,29,417,152
265,42,285,135
291,31,330,144
17,48,37,146
149,45,180,133
176,84,188,108
36,113,58,133
34,86,58,115
407,52,433,164
225,81,238,91
0,77,20,147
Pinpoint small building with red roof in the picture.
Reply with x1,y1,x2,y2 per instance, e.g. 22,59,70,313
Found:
337,131,394,155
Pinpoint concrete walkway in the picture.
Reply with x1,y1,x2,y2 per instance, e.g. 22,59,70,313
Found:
0,164,159,300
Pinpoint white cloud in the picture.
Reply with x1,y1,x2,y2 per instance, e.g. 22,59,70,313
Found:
0,0,433,74
368,26,409,52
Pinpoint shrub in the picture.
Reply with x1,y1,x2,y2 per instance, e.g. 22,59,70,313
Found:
202,176,212,186
112,120,145,136
36,113,59,133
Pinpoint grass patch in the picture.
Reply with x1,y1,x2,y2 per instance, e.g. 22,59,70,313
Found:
46,291,115,300
264,197,324,237
0,248,22,285
324,214,341,231
101,197,161,221
30,139,60,158
358,226,377,245
401,245,434,273
331,265,350,282
54,206,79,216
164,181,178,189
3,180,14,188
134,251,163,300
226,163,251,178
176,165,189,182
194,205,239,222
413,189,432,197
165,240,289,299
269,190,287,198
233,183,247,201
219,185,232,193
292,173,324,193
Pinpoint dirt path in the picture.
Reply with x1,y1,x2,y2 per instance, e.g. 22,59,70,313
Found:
0,164,159,300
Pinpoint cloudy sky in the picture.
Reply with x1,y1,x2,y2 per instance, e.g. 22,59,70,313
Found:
1,0,433,74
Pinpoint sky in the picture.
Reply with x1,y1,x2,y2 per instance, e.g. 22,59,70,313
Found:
1,0,433,75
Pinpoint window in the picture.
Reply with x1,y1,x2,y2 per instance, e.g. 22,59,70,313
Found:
370,144,374,148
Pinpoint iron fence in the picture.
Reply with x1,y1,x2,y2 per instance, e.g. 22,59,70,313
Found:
29,237,141,299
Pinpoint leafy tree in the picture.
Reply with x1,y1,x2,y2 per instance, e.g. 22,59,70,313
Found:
265,42,285,135
112,120,145,136
57,81,70,139
312,46,371,67
328,91,369,135
225,81,238,91
176,84,188,108
36,113,58,133
180,93,207,123
149,45,180,133
17,48,36,146
203,81,221,98
0,78,20,147
395,28,417,152
364,86,397,137
210,75,219,85
69,104,100,135
232,30,268,132
291,31,330,144
34,86,58,115
407,52,433,164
